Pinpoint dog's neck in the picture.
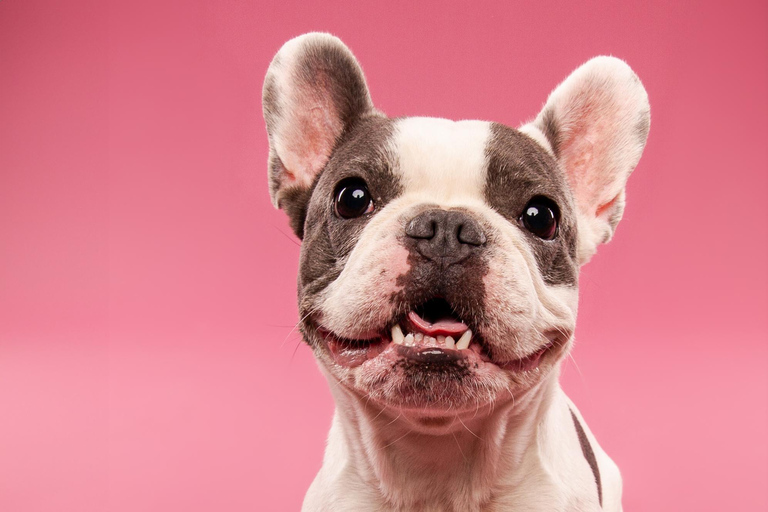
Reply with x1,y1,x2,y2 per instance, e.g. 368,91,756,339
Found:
323,369,562,510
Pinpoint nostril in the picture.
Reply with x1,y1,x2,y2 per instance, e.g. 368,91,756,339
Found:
457,222,486,246
406,215,436,239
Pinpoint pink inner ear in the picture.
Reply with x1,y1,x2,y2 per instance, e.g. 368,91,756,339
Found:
556,90,630,214
278,91,342,189
560,131,598,210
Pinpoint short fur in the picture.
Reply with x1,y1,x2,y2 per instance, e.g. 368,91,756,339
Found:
262,33,649,511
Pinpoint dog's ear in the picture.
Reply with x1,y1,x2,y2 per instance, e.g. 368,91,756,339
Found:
522,57,650,264
263,33,375,238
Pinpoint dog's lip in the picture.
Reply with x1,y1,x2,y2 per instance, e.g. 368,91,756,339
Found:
496,342,556,371
316,327,388,367
393,344,469,364
315,322,556,372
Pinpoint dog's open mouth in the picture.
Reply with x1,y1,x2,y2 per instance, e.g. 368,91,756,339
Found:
316,298,554,372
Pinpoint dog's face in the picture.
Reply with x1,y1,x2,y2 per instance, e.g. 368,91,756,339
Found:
263,34,649,418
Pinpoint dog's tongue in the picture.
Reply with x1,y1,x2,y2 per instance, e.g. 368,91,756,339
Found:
407,310,469,336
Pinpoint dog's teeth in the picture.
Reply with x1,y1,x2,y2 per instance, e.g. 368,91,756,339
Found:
456,330,472,350
425,336,437,346
437,335,446,345
414,332,424,344
445,336,455,349
391,325,404,345
404,333,415,346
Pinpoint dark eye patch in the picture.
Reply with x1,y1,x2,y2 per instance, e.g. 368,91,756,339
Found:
484,123,578,286
298,115,402,298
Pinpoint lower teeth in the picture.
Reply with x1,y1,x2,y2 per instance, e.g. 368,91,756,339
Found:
391,326,472,350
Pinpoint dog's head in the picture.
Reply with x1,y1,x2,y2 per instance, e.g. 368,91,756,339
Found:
263,33,649,418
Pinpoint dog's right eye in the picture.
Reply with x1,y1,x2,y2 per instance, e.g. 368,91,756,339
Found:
334,178,374,219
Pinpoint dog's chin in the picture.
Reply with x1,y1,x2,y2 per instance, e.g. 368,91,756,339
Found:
309,307,567,413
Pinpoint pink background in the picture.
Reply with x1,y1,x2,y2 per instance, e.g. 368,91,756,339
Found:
1,1,766,510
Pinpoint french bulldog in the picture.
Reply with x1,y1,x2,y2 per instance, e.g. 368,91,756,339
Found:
263,33,649,512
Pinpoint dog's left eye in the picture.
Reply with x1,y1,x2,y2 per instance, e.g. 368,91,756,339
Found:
334,178,374,218
520,197,559,240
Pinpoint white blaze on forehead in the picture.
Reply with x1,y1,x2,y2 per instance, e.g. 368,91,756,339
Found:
392,118,491,203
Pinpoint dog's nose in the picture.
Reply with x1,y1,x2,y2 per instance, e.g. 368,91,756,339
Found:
405,209,486,267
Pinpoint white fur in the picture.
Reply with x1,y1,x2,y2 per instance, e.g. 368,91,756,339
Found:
393,117,490,201
304,376,619,511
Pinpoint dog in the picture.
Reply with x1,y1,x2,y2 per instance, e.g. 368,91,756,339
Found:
262,33,649,511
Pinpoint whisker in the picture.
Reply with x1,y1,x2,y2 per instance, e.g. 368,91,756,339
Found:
456,415,481,440
273,225,301,247
567,351,585,380
288,337,305,366
384,411,403,428
383,429,411,449
452,431,469,464
280,307,316,348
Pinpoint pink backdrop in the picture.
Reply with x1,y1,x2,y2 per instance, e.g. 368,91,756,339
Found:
1,1,766,510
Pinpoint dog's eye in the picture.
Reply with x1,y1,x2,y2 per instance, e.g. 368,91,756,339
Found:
334,178,374,219
520,197,559,240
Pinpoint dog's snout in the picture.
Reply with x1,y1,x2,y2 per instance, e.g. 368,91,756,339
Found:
405,209,486,266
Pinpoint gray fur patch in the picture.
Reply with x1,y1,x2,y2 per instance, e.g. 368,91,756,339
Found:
484,123,579,286
298,116,401,312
